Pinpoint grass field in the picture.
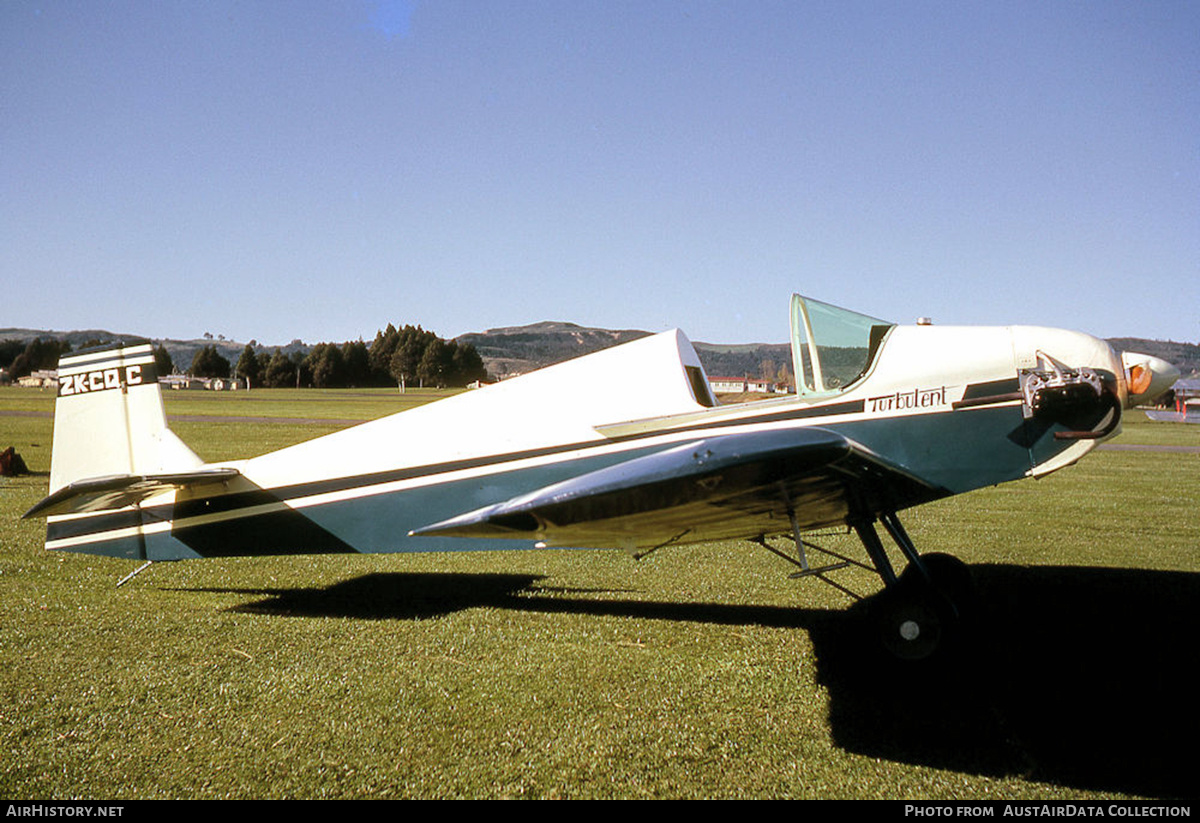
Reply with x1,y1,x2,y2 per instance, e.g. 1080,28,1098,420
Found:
1,386,1196,799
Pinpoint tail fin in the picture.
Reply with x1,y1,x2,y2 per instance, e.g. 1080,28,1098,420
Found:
47,342,204,494
26,343,240,558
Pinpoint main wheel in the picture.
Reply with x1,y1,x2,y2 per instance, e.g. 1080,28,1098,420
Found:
871,576,952,661
873,553,976,661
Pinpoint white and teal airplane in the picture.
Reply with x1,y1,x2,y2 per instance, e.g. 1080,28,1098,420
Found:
25,295,1178,659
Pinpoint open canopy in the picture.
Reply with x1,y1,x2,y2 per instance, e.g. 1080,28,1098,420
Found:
789,294,894,399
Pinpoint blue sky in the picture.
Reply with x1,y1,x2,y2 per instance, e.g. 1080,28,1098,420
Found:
3,1,1197,346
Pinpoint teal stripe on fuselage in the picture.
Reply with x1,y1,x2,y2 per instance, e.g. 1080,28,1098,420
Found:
827,404,1034,495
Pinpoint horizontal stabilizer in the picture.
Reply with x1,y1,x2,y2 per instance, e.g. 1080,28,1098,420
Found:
24,468,241,519
412,428,867,544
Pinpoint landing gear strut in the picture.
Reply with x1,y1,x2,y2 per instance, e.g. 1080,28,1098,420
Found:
751,501,978,661
855,513,977,661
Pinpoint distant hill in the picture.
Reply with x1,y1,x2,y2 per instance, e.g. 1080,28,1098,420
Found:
455,321,652,377
692,342,792,380
0,327,147,349
455,320,794,379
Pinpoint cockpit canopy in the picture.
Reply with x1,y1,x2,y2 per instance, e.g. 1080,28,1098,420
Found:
789,294,893,399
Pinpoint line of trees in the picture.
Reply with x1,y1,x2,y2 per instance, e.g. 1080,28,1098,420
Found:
0,338,73,378
2,326,486,390
220,325,487,389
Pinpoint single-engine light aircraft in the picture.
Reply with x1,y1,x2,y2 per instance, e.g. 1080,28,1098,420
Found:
25,295,1178,659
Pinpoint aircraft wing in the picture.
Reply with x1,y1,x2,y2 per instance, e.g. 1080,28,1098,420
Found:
23,468,242,519
412,428,941,550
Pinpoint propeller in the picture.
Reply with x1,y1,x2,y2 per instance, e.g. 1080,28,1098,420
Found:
1121,352,1180,409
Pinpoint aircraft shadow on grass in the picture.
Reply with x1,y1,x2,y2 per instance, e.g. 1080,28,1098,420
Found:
189,563,1197,798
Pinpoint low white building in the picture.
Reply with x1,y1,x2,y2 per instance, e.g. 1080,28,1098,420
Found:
160,374,244,391
708,376,781,394
17,370,58,389
708,376,749,393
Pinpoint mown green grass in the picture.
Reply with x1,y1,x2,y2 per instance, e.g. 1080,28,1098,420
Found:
1111,412,1200,448
1,388,1196,799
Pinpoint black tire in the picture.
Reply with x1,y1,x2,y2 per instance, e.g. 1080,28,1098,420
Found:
873,553,976,661
870,576,952,661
